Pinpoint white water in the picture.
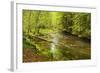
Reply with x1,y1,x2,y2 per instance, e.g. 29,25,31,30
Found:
51,33,59,58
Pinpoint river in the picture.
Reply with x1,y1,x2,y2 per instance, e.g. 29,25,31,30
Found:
23,32,91,62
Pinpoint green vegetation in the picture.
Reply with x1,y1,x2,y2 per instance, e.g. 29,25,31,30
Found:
23,10,91,62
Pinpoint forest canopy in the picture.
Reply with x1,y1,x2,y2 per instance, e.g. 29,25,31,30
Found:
23,10,91,39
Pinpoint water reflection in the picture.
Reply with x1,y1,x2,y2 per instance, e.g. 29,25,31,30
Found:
23,32,91,62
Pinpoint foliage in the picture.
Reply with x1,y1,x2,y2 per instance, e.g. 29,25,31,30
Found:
22,10,91,62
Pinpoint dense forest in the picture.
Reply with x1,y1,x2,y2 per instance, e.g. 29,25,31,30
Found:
23,10,91,62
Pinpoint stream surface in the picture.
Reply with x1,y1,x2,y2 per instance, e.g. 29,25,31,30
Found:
23,33,91,62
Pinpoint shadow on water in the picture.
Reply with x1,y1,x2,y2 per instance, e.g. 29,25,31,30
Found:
23,32,91,62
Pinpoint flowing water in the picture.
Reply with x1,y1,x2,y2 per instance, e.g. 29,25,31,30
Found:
23,32,91,62
50,33,59,59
